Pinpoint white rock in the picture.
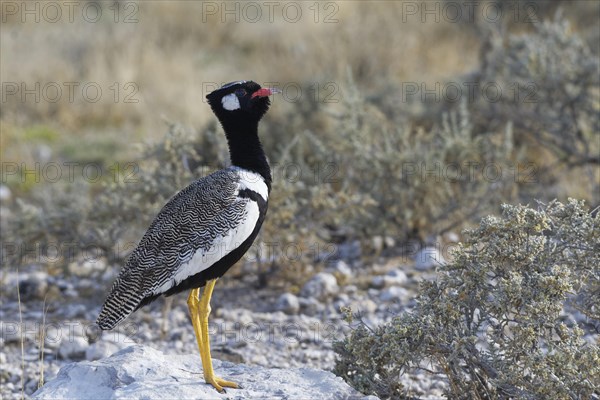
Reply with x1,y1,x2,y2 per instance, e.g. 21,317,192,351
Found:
385,269,408,285
62,304,87,319
35,144,52,163
384,236,396,248
379,286,408,302
33,345,373,400
0,185,12,202
347,298,377,314
101,268,117,282
68,258,107,277
444,231,460,243
275,293,300,315
335,293,349,303
44,327,63,350
64,288,79,297
326,260,352,278
372,236,384,252
85,341,122,361
300,273,339,300
58,336,88,360
371,270,407,288
414,247,446,271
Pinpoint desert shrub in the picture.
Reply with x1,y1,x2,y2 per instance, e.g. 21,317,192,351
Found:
334,199,599,399
473,15,599,200
321,74,520,241
2,77,526,281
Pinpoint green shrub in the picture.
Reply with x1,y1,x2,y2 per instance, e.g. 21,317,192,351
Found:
334,199,599,399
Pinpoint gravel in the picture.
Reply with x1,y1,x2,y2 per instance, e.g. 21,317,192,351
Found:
300,272,339,299
33,345,371,399
326,260,353,278
274,293,300,315
371,269,408,288
0,254,514,399
58,336,88,361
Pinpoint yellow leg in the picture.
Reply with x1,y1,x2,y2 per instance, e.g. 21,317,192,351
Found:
188,279,238,392
187,289,208,374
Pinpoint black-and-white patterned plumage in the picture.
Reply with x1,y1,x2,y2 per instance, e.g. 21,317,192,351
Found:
97,81,275,330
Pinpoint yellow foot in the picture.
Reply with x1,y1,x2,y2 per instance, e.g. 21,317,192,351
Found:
206,376,239,392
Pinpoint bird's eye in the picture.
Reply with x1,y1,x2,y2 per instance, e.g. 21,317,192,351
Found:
235,89,247,97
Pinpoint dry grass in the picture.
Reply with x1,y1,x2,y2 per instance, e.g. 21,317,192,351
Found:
1,2,481,135
2,1,596,170
1,1,598,277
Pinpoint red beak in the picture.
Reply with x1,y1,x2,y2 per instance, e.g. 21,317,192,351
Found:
251,87,281,99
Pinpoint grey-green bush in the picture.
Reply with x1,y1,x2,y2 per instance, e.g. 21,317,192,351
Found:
334,199,599,399
474,15,599,200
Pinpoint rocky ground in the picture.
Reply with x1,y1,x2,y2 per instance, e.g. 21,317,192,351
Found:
1,245,453,399
33,345,375,399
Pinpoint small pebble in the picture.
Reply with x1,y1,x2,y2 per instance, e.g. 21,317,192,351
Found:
275,293,300,315
300,273,339,300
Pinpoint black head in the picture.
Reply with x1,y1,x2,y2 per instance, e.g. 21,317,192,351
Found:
206,81,278,128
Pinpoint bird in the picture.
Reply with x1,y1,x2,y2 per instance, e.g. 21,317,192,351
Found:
96,80,279,392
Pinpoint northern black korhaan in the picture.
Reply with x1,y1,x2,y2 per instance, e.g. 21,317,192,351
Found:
97,81,280,392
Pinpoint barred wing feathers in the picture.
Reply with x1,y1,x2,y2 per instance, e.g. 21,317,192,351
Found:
97,168,260,330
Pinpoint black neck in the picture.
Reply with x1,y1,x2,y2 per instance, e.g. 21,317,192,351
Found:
222,120,272,186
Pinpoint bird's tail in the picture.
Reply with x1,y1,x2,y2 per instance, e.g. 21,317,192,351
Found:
96,279,145,330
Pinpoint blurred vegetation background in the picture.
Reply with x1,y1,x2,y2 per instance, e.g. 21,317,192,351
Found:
1,0,599,288
2,3,599,397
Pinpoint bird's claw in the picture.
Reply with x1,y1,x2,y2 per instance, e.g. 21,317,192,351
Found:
207,376,238,392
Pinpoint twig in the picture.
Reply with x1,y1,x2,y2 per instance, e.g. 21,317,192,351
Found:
16,267,25,400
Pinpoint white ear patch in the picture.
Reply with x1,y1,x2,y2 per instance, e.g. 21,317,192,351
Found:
221,93,241,111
